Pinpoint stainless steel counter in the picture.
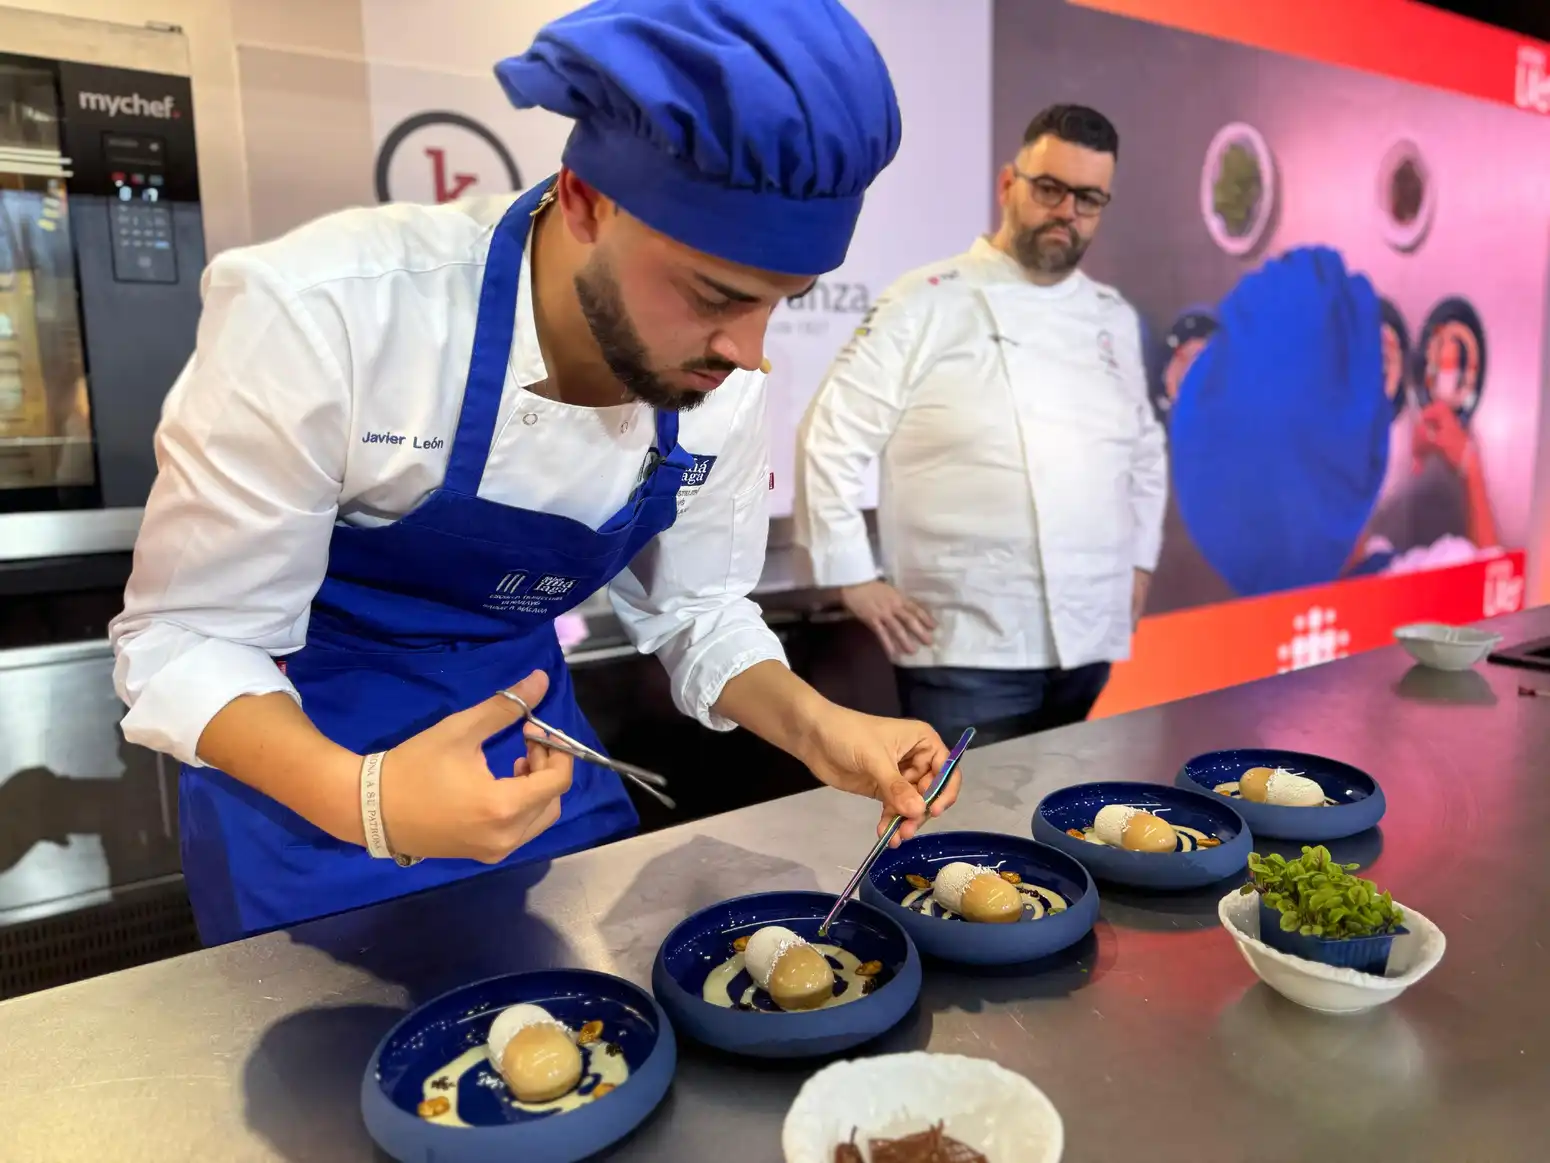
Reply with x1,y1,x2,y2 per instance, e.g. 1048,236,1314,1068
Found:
3,610,1548,1163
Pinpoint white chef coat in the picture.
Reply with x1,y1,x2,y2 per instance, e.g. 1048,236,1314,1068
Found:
109,194,785,767
794,236,1167,671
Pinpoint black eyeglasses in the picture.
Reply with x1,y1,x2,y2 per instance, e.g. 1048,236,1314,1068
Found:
1014,169,1112,217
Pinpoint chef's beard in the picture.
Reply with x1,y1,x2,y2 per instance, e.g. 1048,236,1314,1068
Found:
573,256,730,413
1012,220,1088,276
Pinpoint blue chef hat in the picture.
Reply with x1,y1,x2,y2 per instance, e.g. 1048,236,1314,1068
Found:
494,0,902,277
1169,246,1389,598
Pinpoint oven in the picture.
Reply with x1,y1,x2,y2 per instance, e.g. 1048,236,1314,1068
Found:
0,13,203,563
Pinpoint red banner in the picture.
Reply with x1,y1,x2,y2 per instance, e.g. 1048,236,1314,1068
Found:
1093,552,1528,718
1067,0,1550,117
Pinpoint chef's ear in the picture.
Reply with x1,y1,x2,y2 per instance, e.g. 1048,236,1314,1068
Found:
553,168,619,244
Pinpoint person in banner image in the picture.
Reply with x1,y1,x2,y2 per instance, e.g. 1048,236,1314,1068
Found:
1167,246,1390,599
794,105,1168,748
1165,247,1502,600
109,0,960,946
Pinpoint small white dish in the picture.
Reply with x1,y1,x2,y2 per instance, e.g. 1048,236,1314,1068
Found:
1200,121,1276,256
1219,890,1445,1015
782,1052,1063,1163
1376,138,1435,253
1394,622,1503,671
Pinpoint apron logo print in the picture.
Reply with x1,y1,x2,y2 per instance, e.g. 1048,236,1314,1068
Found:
483,571,580,613
493,571,528,595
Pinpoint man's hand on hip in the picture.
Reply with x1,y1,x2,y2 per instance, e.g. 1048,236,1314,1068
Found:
840,579,936,659
1132,568,1153,630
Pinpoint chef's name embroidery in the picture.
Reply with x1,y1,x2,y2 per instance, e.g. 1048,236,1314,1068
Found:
483,571,581,615
676,453,717,514
361,430,445,450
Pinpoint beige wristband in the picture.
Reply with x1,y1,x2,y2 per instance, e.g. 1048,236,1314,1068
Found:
360,752,421,867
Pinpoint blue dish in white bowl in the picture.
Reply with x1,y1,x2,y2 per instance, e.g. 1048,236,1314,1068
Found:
1033,781,1252,890
361,968,675,1163
1177,748,1386,841
652,890,920,1060
859,830,1098,966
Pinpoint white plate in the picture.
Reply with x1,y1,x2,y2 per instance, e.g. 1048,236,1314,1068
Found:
1393,622,1503,670
1200,122,1275,256
1376,138,1435,253
782,1052,1062,1163
1219,890,1446,1015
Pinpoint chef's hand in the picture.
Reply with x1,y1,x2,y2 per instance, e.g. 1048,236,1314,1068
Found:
840,580,936,658
797,704,956,846
1131,568,1152,630
1412,400,1473,475
379,670,573,863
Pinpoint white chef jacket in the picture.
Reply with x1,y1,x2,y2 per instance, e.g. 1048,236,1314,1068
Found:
109,194,785,767
794,237,1167,671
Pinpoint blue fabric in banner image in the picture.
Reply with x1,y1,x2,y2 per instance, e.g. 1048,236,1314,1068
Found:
1168,246,1390,599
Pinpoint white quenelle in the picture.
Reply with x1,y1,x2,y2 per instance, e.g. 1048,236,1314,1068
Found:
486,1003,582,1104
742,925,835,1012
1093,805,1135,848
1263,770,1326,807
930,861,1023,924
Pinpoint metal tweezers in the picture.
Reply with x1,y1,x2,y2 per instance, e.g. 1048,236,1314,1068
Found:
817,725,976,937
497,689,676,810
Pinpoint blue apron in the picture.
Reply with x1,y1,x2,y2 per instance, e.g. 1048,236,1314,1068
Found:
180,181,693,945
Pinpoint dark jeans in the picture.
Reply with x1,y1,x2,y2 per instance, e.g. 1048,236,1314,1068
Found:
895,662,1112,749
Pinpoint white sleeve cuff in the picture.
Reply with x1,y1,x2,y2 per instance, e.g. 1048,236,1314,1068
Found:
1133,534,1163,573
118,637,300,767
673,622,789,732
808,540,881,589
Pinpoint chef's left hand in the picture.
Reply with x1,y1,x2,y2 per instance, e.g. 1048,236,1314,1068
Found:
797,706,955,845
1131,568,1152,630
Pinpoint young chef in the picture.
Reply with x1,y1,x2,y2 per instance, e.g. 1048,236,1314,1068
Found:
109,0,956,945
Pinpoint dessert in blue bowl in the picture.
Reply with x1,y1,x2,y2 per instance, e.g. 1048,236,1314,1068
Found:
361,968,675,1163
1177,748,1385,841
652,890,920,1059
860,829,1098,966
1034,780,1252,889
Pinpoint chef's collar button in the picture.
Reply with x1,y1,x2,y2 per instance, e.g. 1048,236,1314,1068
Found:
522,413,538,427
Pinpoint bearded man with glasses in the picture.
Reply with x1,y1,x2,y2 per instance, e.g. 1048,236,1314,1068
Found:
795,104,1167,748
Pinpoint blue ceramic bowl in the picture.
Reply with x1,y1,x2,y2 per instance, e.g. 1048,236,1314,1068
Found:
1257,901,1407,976
361,969,675,1163
651,890,920,1060
1177,749,1386,842
859,830,1099,966
1033,781,1252,890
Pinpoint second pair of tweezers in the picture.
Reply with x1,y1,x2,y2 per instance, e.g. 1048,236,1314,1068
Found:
497,689,676,810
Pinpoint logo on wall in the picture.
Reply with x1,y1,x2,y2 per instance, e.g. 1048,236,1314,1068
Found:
1275,606,1350,674
1482,557,1525,618
784,281,873,315
1517,46,1550,115
375,111,522,204
774,280,874,346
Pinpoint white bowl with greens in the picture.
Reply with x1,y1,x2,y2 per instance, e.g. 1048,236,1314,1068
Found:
1220,848,1446,1014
